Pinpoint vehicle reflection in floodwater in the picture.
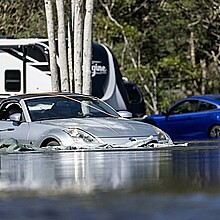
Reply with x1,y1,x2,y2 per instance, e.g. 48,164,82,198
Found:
172,149,220,191
0,151,165,193
1,144,220,194
1,143,220,220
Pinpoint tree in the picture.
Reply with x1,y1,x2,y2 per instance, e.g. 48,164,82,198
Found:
73,0,94,95
56,0,70,92
82,0,94,95
93,0,220,114
73,0,83,94
44,0,94,94
44,0,60,92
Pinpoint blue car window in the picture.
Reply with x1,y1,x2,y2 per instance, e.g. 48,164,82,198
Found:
197,101,217,112
170,100,198,115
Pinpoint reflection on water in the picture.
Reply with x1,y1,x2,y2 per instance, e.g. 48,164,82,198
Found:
0,151,164,193
1,146,220,219
1,147,220,194
173,150,220,191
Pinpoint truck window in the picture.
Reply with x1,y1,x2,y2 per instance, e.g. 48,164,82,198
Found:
5,70,21,92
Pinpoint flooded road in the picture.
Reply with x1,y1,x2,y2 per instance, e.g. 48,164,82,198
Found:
1,142,220,219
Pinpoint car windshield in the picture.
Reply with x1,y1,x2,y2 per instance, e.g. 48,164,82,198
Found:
25,96,120,121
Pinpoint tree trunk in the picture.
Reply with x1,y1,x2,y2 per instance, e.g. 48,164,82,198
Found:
82,0,94,95
190,31,196,68
74,0,84,94
56,0,70,92
67,0,75,92
44,0,60,92
68,20,74,92
200,59,207,95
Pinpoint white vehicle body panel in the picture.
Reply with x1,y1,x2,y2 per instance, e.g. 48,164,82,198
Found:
0,39,127,113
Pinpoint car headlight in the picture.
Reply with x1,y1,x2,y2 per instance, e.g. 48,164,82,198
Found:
153,126,173,144
64,128,102,144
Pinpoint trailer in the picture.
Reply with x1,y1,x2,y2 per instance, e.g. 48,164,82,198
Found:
0,38,145,117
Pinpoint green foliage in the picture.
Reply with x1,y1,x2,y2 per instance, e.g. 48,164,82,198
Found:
94,0,220,114
0,0,47,38
124,56,199,114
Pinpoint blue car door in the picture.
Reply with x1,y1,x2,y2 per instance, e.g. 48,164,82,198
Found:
160,100,200,140
162,113,195,139
166,111,207,140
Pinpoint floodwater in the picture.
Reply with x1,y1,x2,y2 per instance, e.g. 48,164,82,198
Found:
1,142,220,219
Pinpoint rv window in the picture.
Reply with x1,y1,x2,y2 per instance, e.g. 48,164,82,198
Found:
26,45,49,62
5,70,21,92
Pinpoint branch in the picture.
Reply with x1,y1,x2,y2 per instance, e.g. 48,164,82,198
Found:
99,0,138,68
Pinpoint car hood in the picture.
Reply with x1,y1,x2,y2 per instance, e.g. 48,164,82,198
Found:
39,117,156,138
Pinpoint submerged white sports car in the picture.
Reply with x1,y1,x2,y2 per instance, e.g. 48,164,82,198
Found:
0,93,172,148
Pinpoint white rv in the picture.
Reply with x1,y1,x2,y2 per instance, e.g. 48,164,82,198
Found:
0,38,145,117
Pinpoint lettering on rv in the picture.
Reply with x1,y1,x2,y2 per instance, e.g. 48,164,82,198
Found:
91,61,107,77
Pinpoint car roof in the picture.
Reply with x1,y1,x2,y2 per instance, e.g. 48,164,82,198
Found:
166,94,220,110
2,92,96,102
187,94,220,103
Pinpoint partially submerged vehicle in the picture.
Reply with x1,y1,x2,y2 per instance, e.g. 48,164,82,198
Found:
0,38,145,117
0,93,172,148
143,94,220,141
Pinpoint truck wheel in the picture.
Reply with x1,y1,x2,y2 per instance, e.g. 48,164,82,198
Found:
209,125,220,138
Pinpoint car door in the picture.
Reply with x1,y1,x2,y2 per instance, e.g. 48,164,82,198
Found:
0,102,30,145
160,100,201,140
169,100,217,139
0,121,30,145
193,100,218,137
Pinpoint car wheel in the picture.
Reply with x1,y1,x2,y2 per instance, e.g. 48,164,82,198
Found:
46,140,60,147
209,125,220,138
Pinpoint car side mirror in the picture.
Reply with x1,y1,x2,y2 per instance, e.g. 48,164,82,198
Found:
162,110,168,116
118,111,133,118
9,113,21,122
162,109,170,121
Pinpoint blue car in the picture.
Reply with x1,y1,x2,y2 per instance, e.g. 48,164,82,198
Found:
143,94,220,141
